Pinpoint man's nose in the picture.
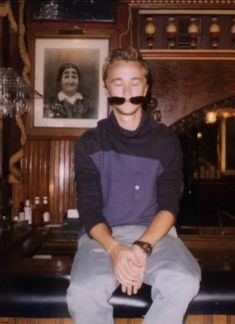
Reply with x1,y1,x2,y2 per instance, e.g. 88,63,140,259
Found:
123,84,131,97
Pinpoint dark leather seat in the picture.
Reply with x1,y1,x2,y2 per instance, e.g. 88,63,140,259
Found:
0,275,70,318
110,271,235,317
0,271,235,318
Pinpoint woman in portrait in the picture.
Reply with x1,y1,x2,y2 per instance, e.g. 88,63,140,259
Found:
44,63,93,119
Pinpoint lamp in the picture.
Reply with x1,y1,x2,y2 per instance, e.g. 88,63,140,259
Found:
0,67,31,118
166,17,177,49
230,18,235,47
188,17,199,49
145,17,156,49
209,17,220,49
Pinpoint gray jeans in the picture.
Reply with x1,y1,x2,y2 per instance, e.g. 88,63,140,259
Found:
66,225,201,324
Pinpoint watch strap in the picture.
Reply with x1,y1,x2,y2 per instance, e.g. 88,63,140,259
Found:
133,240,152,256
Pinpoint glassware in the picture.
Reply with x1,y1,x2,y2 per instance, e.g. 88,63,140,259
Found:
0,68,31,117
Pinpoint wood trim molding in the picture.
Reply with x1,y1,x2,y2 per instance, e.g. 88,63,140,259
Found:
128,0,235,6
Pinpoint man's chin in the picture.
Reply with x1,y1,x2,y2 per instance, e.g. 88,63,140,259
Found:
114,106,141,116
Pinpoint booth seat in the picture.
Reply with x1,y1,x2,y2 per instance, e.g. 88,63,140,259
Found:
0,271,235,318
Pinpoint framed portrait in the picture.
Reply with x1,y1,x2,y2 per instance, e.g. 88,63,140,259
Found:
27,30,117,137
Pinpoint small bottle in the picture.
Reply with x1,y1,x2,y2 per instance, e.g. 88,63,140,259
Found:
18,201,25,221
32,196,44,226
42,196,50,225
24,198,32,225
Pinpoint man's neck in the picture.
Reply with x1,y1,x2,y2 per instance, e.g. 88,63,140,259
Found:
113,109,142,131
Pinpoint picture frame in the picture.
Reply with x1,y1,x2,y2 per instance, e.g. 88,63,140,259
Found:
27,30,117,137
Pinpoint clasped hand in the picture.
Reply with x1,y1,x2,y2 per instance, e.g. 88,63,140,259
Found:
110,243,147,296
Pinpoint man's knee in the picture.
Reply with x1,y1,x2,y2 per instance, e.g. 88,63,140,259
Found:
186,272,200,298
152,269,200,301
172,271,201,302
66,276,116,313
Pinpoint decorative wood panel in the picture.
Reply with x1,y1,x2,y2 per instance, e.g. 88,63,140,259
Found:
12,138,76,224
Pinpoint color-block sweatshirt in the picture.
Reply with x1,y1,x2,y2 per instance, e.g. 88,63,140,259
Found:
74,111,183,234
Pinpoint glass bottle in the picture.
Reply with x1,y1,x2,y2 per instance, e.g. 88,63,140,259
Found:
32,197,44,226
18,201,25,222
42,196,50,225
24,198,32,225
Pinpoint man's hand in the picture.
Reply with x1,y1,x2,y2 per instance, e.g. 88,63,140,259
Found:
131,244,148,284
109,243,147,295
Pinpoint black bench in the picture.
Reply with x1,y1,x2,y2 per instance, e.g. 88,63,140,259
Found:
0,271,235,318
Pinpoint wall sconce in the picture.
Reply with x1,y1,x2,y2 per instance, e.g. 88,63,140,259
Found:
166,17,177,49
230,18,235,47
188,17,199,49
145,17,156,49
209,17,220,49
0,68,31,118
205,111,217,124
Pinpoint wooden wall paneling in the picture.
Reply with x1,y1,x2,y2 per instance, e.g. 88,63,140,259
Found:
13,138,76,223
12,139,50,215
27,139,50,199
49,140,76,224
13,139,76,223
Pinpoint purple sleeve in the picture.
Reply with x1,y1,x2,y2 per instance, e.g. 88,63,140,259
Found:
74,137,110,234
157,135,183,218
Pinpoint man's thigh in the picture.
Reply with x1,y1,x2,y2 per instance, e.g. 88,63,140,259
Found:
70,234,116,288
144,229,201,285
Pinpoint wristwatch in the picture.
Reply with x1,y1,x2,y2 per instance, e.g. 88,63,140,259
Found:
133,240,152,256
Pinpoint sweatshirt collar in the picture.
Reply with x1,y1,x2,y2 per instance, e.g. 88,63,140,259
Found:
109,110,150,138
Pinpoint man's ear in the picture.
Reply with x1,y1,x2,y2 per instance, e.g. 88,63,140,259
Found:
144,84,149,96
104,84,109,98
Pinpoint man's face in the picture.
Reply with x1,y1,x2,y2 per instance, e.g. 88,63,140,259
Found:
104,60,148,116
61,68,79,96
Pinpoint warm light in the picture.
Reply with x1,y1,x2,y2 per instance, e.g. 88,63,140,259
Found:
145,17,156,49
205,111,217,124
197,132,203,139
166,17,177,49
221,111,230,119
188,17,199,48
209,17,220,48
145,17,156,35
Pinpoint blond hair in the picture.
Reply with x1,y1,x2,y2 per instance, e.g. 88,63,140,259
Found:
102,47,150,85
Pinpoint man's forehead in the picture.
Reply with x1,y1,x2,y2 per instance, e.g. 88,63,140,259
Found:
107,61,146,76
110,76,143,82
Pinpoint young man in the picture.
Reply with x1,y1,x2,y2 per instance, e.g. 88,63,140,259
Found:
67,47,201,324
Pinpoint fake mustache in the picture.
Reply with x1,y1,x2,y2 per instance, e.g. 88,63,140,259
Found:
108,96,146,106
